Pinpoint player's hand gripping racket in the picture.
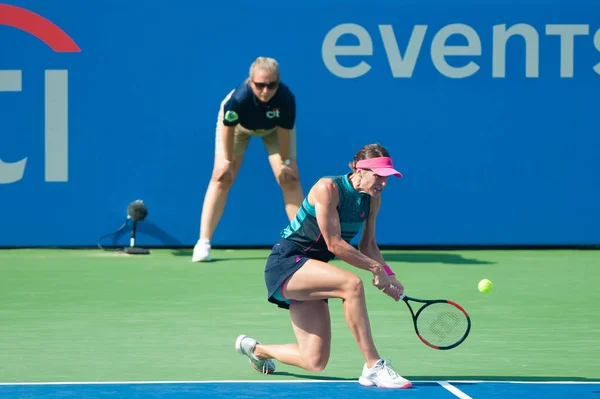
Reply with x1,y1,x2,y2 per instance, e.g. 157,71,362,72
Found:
400,294,471,350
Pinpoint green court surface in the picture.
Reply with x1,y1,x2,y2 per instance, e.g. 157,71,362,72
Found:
0,248,598,383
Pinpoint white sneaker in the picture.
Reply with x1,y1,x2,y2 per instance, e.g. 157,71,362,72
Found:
235,334,275,374
358,359,412,389
192,239,211,262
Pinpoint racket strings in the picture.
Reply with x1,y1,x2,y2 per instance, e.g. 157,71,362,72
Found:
416,303,469,347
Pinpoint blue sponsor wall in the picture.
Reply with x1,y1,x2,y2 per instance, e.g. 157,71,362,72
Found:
1,0,599,247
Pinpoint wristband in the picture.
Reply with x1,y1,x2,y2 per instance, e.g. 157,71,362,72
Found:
382,265,395,276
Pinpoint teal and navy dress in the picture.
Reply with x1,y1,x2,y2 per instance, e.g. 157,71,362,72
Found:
265,174,371,309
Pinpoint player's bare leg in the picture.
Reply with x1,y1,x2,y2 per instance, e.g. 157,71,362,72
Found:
193,153,245,262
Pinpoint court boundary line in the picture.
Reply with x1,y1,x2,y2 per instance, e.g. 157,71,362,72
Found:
438,381,472,399
0,380,599,386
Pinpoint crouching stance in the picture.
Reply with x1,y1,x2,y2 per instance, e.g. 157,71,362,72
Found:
234,143,412,389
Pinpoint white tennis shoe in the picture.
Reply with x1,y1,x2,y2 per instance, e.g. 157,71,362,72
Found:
235,334,276,374
358,359,412,389
192,239,211,262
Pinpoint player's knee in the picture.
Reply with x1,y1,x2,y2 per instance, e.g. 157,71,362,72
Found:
343,275,364,300
303,352,329,372
278,177,300,191
210,175,234,190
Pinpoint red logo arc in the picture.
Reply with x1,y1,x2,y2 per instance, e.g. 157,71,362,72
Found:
0,4,80,52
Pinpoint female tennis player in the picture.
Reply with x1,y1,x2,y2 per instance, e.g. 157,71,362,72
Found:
234,143,412,389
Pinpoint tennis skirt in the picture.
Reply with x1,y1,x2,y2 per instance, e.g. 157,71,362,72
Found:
264,238,317,309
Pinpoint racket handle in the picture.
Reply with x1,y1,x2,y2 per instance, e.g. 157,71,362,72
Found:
390,284,406,300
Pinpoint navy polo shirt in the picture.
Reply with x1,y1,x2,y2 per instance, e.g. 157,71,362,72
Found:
222,81,296,130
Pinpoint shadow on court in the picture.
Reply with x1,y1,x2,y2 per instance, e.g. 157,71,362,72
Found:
170,249,267,261
382,252,496,265
274,372,357,381
168,250,496,264
110,221,184,247
171,249,267,262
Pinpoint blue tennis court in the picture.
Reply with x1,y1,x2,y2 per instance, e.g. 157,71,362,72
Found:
1,381,599,399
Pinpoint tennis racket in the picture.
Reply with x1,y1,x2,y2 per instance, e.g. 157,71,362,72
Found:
400,294,471,350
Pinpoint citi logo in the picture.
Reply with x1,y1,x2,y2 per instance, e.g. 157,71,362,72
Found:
0,4,80,184
266,109,280,119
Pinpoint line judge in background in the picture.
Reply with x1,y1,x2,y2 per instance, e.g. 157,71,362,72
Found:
193,57,304,262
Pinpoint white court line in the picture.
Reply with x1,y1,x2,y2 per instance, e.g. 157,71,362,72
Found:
1,381,347,386
0,379,598,386
438,381,473,399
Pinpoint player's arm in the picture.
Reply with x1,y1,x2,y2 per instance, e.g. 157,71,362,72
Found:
359,194,404,293
222,125,236,162
222,100,241,162
358,195,386,264
276,91,296,164
312,179,384,274
276,127,290,163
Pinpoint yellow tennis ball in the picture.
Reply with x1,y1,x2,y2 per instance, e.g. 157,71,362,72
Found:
478,279,492,293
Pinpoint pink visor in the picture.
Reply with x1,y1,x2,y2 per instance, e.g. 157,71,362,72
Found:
355,157,402,178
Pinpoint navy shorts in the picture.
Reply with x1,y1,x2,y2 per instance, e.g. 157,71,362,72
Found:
264,238,310,309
